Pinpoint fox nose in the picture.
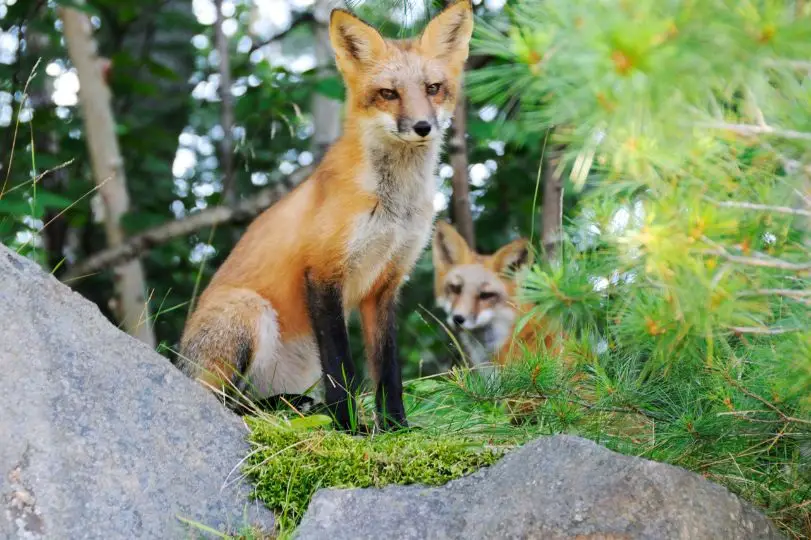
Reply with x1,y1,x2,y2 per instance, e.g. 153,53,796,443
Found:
452,314,466,326
413,121,432,138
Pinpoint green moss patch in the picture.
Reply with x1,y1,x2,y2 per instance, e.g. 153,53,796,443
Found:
244,414,503,535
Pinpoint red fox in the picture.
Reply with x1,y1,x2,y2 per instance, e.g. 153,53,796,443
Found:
179,2,474,431
432,221,558,368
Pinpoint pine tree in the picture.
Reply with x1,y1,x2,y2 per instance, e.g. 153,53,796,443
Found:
462,1,811,536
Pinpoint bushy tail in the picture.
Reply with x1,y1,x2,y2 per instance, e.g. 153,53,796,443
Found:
177,287,272,410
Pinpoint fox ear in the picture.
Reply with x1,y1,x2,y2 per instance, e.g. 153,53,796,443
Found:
433,221,474,271
419,0,474,73
329,10,386,73
491,238,532,276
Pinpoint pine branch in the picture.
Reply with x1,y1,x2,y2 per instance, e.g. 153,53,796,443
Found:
738,289,811,305
723,374,811,427
764,59,811,73
63,167,312,282
711,252,811,272
705,198,811,218
702,237,811,272
761,142,811,178
701,122,811,142
728,326,800,335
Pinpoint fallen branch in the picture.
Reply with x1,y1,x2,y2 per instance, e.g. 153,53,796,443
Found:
63,167,311,282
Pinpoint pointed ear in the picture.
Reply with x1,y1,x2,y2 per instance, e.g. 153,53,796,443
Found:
419,0,474,73
491,238,532,276
433,220,474,271
329,9,387,74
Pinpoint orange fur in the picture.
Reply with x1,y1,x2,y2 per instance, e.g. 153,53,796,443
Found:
179,2,474,420
432,221,560,367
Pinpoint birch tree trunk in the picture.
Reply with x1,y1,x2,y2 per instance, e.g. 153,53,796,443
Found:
311,0,344,163
214,0,236,204
60,6,156,347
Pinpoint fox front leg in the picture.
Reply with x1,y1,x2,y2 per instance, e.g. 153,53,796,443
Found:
305,270,362,432
360,281,407,431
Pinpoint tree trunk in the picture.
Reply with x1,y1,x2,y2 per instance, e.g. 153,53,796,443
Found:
311,0,344,163
443,0,475,248
448,84,475,248
541,142,565,264
60,6,156,347
214,0,236,204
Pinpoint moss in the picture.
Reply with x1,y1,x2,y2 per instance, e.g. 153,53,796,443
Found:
244,414,503,536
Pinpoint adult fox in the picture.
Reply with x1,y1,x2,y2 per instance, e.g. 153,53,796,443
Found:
179,1,474,431
432,221,558,367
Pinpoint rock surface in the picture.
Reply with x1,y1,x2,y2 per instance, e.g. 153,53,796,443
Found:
296,434,781,540
0,246,273,539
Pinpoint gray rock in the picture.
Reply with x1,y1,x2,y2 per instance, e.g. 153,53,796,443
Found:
0,246,273,539
296,434,781,540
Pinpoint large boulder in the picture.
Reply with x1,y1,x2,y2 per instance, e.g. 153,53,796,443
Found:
296,434,781,540
0,246,273,539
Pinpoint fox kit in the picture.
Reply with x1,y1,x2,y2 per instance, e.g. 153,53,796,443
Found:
432,221,556,367
179,2,474,431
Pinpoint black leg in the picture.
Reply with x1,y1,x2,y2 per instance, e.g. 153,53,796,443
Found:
304,270,359,432
375,301,407,430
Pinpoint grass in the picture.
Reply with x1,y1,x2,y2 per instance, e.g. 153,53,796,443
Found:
178,516,274,540
241,399,510,537
238,349,811,540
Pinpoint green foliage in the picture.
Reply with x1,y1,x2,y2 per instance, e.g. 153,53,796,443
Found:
4,1,811,536
460,0,811,537
245,412,504,536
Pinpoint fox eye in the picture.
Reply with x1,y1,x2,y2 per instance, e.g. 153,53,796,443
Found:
426,83,441,96
447,283,462,295
479,291,498,301
379,88,399,101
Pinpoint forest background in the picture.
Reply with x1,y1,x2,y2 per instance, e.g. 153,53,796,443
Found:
2,0,810,537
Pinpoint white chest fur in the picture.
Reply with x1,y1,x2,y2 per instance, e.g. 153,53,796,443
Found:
343,145,438,305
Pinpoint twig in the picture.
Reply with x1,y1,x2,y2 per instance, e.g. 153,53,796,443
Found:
705,198,811,218
738,288,811,298
728,326,798,335
723,374,811,427
247,13,315,55
701,122,811,142
702,236,811,272
761,142,811,178
763,58,811,73
706,250,811,272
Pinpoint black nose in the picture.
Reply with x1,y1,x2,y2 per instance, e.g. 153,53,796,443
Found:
413,121,432,137
452,314,466,326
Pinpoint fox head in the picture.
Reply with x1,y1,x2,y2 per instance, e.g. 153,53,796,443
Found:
432,221,532,339
329,1,473,145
